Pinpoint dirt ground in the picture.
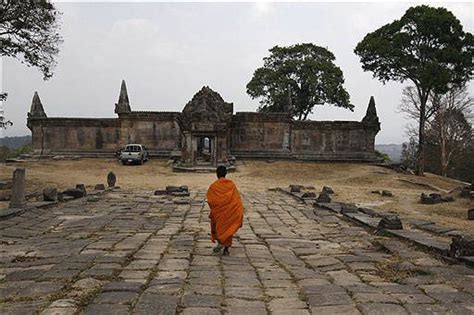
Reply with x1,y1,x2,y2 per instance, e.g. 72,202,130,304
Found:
1,159,473,233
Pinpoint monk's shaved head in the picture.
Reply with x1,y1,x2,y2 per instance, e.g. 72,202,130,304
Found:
216,166,227,178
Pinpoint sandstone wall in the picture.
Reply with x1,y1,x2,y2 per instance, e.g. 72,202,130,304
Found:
230,113,292,158
118,112,181,155
28,118,120,155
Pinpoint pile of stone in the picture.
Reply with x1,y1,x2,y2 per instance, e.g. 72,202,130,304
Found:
420,193,454,204
155,185,190,197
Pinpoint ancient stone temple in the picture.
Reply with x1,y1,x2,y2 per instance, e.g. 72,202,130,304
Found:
27,80,381,168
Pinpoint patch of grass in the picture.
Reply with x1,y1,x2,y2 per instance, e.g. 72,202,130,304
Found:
375,254,431,283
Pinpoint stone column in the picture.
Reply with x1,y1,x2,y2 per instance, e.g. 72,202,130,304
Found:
9,168,26,208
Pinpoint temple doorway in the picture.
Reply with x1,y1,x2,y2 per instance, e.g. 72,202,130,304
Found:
195,135,215,166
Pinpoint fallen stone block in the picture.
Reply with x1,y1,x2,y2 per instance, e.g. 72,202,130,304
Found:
449,235,474,258
340,203,358,214
301,192,317,199
166,186,182,193
371,190,381,195
171,191,190,197
322,186,334,194
76,184,87,196
94,184,105,190
316,192,331,203
382,190,393,197
179,185,189,193
154,190,168,196
43,187,58,201
289,185,302,193
87,196,99,202
378,215,403,230
63,188,85,199
0,181,12,190
0,190,11,201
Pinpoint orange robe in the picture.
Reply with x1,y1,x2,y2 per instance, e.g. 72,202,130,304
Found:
207,178,244,247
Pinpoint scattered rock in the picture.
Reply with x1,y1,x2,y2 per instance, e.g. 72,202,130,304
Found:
316,192,331,203
107,172,116,187
76,184,87,196
63,188,85,199
382,190,393,197
449,235,474,258
468,209,474,221
43,187,58,201
322,186,334,194
301,192,317,199
378,215,403,230
420,193,454,204
289,185,302,193
94,184,105,190
371,190,381,195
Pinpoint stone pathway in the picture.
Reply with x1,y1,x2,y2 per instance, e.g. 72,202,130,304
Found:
1,190,473,314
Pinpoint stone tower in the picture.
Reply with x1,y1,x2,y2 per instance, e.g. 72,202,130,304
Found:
28,92,47,118
114,80,132,114
362,96,380,132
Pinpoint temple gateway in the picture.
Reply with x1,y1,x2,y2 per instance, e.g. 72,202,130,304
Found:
27,81,381,169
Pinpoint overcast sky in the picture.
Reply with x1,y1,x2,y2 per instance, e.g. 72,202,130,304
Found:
1,1,473,144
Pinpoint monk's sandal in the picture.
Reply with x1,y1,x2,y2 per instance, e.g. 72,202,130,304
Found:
213,243,223,253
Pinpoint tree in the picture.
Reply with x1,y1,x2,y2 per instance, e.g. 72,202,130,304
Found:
400,84,473,177
0,93,12,129
247,43,353,120
426,108,472,177
354,5,473,175
401,136,418,170
0,0,63,80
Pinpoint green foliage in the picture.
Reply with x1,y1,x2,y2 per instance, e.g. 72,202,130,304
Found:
354,5,473,94
0,0,63,80
401,136,418,169
247,43,353,120
354,5,473,175
0,145,32,162
375,150,391,162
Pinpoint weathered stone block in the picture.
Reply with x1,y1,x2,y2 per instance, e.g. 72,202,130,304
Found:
378,215,403,230
449,235,474,258
302,192,317,199
43,187,58,201
316,192,331,203
322,186,334,194
9,168,26,208
382,190,393,197
94,184,105,190
63,188,85,199
76,184,87,196
289,185,302,193
107,172,116,187
154,190,168,196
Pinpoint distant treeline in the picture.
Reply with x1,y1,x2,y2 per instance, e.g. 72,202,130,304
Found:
0,135,32,149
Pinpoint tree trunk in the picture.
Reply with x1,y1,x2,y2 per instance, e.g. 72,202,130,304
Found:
415,90,429,176
440,116,448,177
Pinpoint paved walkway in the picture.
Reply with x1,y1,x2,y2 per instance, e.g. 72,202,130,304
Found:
1,190,473,315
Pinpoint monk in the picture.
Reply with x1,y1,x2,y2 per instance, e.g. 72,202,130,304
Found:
207,165,244,256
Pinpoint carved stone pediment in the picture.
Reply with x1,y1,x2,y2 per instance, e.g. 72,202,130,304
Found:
181,86,233,130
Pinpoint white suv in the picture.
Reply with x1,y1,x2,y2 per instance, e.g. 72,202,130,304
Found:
120,144,149,165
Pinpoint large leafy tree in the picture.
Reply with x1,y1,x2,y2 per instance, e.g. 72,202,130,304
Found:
0,0,63,80
247,43,353,120
354,5,473,175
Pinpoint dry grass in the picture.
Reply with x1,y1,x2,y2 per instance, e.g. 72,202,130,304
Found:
0,159,472,233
